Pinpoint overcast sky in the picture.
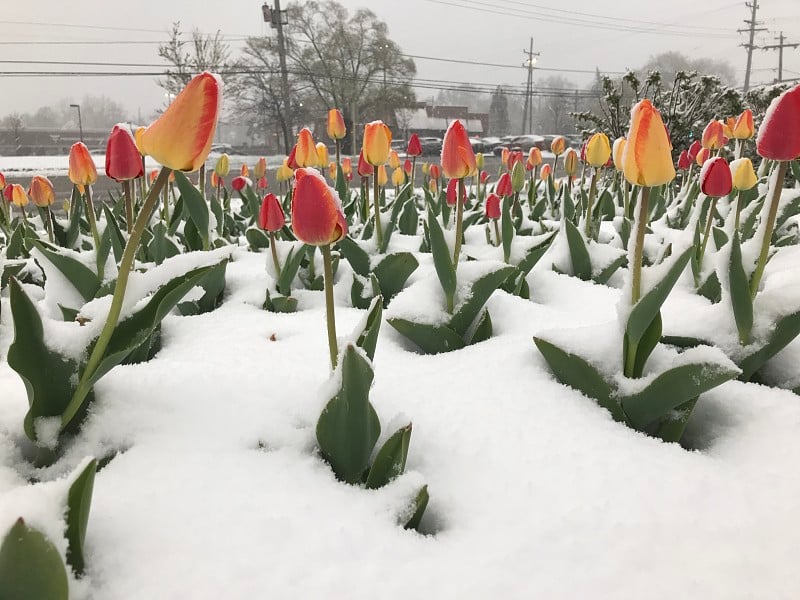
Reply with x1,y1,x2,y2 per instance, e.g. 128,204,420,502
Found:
1,0,798,120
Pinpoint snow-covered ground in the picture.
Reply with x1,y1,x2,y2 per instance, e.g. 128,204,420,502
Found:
2,223,800,599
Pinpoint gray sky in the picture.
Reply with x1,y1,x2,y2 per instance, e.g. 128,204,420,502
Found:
1,0,798,119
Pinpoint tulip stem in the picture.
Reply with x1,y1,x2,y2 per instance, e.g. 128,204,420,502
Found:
63,167,173,432
83,185,101,251
631,186,650,305
493,219,501,247
334,140,341,173
734,189,743,232
198,164,206,199
268,231,282,276
453,177,466,267
411,157,417,191
750,160,788,300
584,168,599,239
622,179,630,219
321,243,338,370
122,180,134,234
44,206,54,243
698,196,718,265
373,173,383,250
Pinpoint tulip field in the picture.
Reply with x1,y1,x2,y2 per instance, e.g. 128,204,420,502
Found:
1,73,800,598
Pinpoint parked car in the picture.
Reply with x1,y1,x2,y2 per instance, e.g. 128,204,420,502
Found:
469,137,487,153
418,137,443,156
509,134,546,152
491,135,519,156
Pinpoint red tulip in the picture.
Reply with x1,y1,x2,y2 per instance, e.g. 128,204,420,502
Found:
105,124,144,181
507,151,523,171
756,83,800,160
677,150,691,170
287,145,299,170
480,171,489,184
231,176,251,192
403,159,412,176
687,140,702,161
485,192,501,220
429,164,441,181
407,133,422,157
357,150,374,177
496,172,512,197
699,156,732,198
257,176,268,190
440,120,476,179
445,178,466,206
291,168,347,246
259,192,285,232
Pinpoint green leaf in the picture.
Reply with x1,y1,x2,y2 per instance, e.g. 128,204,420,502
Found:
101,204,126,263
174,172,210,250
624,312,662,379
365,424,411,489
729,231,753,344
177,259,228,316
516,233,556,275
388,319,466,354
653,398,697,443
398,196,419,234
0,518,69,600
501,196,514,263
374,252,418,304
316,344,381,484
427,209,456,309
66,458,97,575
65,185,83,249
534,336,626,422
277,243,309,296
337,236,371,277
6,221,27,259
739,310,800,381
626,246,692,346
32,241,101,301
466,309,493,345
564,218,591,280
620,361,738,430
449,265,515,337
404,485,429,531
245,227,269,251
594,254,627,285
335,163,348,208
146,221,180,265
354,295,383,361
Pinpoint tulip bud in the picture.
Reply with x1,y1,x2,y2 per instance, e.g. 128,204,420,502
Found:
445,178,466,206
441,120,476,179
68,142,98,186
756,83,800,160
28,175,55,207
403,159,412,176
511,161,525,192
214,153,230,177
429,178,438,194
687,140,702,161
699,156,732,198
388,150,401,170
550,136,566,156
485,192,501,220
4,183,29,207
730,157,758,191
612,137,626,172
241,164,250,177
296,128,319,168
496,173,512,197
105,124,144,182
291,168,347,246
259,192,285,232
276,160,293,183
286,145,299,170
527,147,542,168
475,152,485,170
406,133,422,157
341,157,353,176
701,119,727,150
507,151,523,171
0,173,6,188
696,147,711,166
357,150,374,177
135,72,222,172
731,109,754,140
327,109,346,140
377,165,388,187
622,99,675,187
501,147,510,166
362,121,392,166
391,168,405,187
429,164,441,181
254,156,267,179
149,169,159,184
585,132,611,168
480,171,489,184
563,148,579,177
677,151,691,170
328,161,337,180
540,164,552,180
257,176,268,190
231,176,251,192
421,162,429,175
316,143,329,167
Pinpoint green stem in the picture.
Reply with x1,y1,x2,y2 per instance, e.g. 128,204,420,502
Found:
44,206,54,243
122,179,134,234
268,231,282,277
584,168,598,238
493,218,501,247
453,177,465,267
734,189,743,232
623,179,630,219
83,185,101,251
750,160,788,299
698,197,718,265
631,186,650,305
411,156,417,190
62,167,172,431
321,244,338,370
373,172,383,249
198,164,206,199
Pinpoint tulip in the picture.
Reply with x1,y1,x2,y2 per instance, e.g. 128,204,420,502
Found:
389,150,401,170
403,159,412,176
276,159,293,183
722,119,734,140
68,142,98,186
377,165,388,187
259,192,285,277
563,148,579,178
296,128,319,168
732,109,754,140
611,137,626,171
392,167,405,188
421,163,429,175
550,136,566,156
5,183,28,207
135,71,221,172
480,171,489,184
540,164,552,180
316,143,329,167
286,145,299,170
362,120,392,166
329,162,337,180
677,151,691,170
730,157,758,230
507,151,523,172
699,156,732,198
527,147,542,169
585,133,611,168
445,178,466,207
341,157,352,177
327,109,346,141
232,176,251,192
476,152,485,171
511,161,525,193
0,173,5,188
441,120,476,180
105,124,144,232
257,176,268,190
429,178,438,194
429,164,440,181
496,172,513,197
214,153,230,177
149,169,159,184
696,147,711,166
291,168,348,369
254,156,267,180
701,120,727,150
28,175,54,208
407,134,422,157
486,191,501,246
501,147,510,166
357,151,374,177
687,140,702,161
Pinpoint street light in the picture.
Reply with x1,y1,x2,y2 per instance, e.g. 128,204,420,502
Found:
69,103,83,143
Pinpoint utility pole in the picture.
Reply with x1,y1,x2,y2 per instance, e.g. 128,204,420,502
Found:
262,0,292,153
761,32,800,83
738,1,766,93
520,38,539,135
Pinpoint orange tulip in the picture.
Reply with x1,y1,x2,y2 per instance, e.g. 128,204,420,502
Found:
696,147,711,167
294,128,319,168
316,142,329,167
68,142,98,186
585,132,611,168
622,99,675,187
290,168,347,246
28,175,55,207
327,108,346,140
550,136,566,156
341,157,352,176
501,147,510,166
527,147,542,168
149,169,159,184
377,164,388,187
389,150,401,170
135,71,222,172
732,109,754,139
0,173,5,188
362,121,392,166
540,164,552,180
440,119,476,179
4,183,29,207
722,118,734,139
701,119,727,150
254,156,267,179
612,137,626,171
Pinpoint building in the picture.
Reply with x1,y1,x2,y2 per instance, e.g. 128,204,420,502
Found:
396,104,489,140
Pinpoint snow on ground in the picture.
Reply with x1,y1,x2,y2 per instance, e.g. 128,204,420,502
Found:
1,236,800,599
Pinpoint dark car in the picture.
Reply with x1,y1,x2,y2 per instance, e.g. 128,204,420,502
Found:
418,137,442,156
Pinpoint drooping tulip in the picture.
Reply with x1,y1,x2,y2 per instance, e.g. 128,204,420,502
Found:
316,143,329,167
699,156,732,198
485,192,501,220
406,133,422,157
357,151,374,177
550,136,566,156
290,168,347,246
730,158,758,191
612,137,626,171
105,124,144,181
327,109,346,140
135,71,222,172
231,176,251,192
295,128,319,168
756,83,800,160
5,183,29,207
214,153,230,177
527,147,542,168
440,120,476,179
68,142,98,186
254,156,267,179
677,151,692,170
563,148,579,177
496,172,513,197
621,99,675,187
362,121,392,166
392,168,405,187
585,133,611,168
701,120,727,150
731,109,754,140
259,192,285,232
28,175,55,207
377,165,388,187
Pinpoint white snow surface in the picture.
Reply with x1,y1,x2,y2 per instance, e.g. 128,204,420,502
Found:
1,238,800,599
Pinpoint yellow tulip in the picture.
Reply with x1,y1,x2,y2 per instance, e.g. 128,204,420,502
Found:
730,157,758,191
585,132,611,168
